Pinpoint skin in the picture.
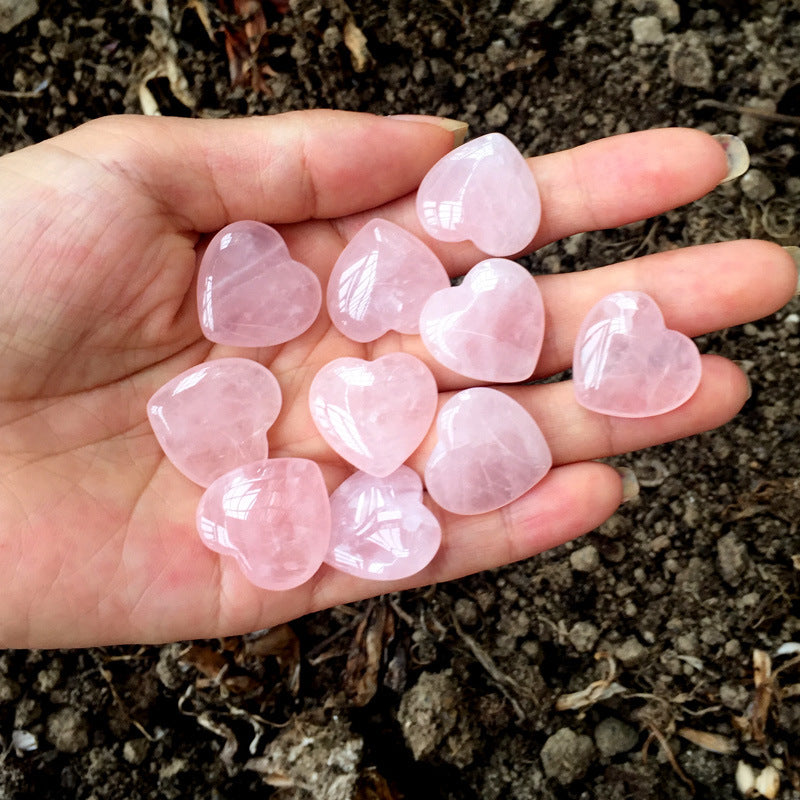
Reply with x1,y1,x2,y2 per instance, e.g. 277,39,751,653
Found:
0,111,795,648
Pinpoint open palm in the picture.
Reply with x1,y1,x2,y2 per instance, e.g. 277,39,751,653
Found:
0,111,794,648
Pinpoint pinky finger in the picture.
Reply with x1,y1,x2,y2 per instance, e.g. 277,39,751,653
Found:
305,461,625,618
427,460,625,581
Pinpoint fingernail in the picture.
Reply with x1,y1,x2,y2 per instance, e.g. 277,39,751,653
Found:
784,246,800,294
614,466,639,504
712,133,750,184
387,114,469,147
744,372,753,401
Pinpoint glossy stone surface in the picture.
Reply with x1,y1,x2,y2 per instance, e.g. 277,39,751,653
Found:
196,458,330,590
419,258,545,382
326,467,441,580
416,133,541,257
309,354,437,477
147,358,281,487
425,388,552,515
573,291,702,418
328,218,450,342
197,220,321,346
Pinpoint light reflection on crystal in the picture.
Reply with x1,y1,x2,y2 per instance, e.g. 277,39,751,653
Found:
308,354,437,477
325,468,441,580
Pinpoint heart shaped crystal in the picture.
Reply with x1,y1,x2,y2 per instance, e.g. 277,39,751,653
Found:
424,387,552,515
572,291,702,417
419,258,545,382
327,218,450,343
197,220,321,346
308,353,438,477
416,133,541,257
196,457,331,590
147,357,281,487
325,467,441,580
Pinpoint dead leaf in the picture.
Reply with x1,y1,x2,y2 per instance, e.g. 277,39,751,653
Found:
182,0,217,40
357,768,400,800
344,601,395,707
677,727,737,755
196,712,239,771
180,644,229,680
343,17,372,73
238,624,301,695
555,680,627,711
218,0,276,93
136,0,197,114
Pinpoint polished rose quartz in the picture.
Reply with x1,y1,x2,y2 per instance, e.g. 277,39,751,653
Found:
419,258,545,382
327,218,450,342
308,353,437,477
424,388,552,515
147,358,281,487
416,133,541,257
196,457,330,590
197,220,321,346
573,291,702,418
325,467,441,580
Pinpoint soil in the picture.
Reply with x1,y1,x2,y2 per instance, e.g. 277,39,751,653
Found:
2,1,800,798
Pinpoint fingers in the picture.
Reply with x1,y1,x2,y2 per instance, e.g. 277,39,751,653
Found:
534,239,797,376
402,354,748,475
60,112,456,231
335,127,729,276
375,239,796,390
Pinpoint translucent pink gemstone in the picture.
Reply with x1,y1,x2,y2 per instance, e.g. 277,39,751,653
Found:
196,458,330,590
573,291,702,418
197,220,321,346
147,358,281,487
416,133,541,257
419,258,545,382
327,218,450,343
325,467,441,580
424,388,552,515
309,353,438,478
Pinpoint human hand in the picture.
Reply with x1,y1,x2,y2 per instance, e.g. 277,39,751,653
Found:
0,111,794,648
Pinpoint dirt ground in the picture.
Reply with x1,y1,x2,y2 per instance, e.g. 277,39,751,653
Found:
1,0,800,798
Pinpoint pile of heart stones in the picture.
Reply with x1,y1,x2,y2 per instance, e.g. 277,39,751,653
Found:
147,133,702,591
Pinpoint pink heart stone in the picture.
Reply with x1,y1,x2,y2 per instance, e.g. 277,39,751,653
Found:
197,220,321,346
196,457,331,591
327,218,450,343
325,467,441,580
419,258,545,382
416,133,541,257
424,387,552,515
147,358,282,487
308,353,437,478
573,291,702,418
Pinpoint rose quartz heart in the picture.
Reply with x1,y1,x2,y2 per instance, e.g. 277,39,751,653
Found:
419,258,545,382
416,133,541,257
197,220,321,346
147,358,282,487
573,291,702,418
327,218,450,343
309,353,437,477
325,467,441,580
196,458,331,590
424,388,552,515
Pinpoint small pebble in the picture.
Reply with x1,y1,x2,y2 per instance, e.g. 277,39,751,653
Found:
615,637,647,667
631,16,664,45
595,717,639,757
541,728,595,785
740,169,776,202
570,544,600,573
569,621,600,653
